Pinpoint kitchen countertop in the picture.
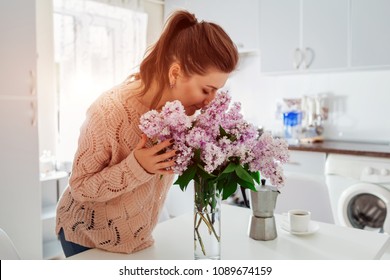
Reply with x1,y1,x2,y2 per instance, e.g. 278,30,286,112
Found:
68,204,390,260
288,140,390,158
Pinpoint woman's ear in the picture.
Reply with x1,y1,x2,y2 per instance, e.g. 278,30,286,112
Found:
168,62,181,88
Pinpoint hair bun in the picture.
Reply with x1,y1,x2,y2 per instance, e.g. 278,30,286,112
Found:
167,10,198,31
188,12,198,25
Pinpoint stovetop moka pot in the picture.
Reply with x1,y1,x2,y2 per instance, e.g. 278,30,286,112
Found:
248,179,279,241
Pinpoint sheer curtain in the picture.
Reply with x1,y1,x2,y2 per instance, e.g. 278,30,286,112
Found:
53,0,147,161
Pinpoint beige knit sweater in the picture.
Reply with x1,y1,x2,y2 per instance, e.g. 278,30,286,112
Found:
56,80,174,254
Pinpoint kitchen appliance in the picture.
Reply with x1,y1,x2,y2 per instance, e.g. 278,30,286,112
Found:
325,154,390,234
283,110,302,142
300,94,329,143
282,98,303,144
248,179,279,241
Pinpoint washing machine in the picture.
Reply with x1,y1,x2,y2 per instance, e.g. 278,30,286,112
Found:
325,154,390,234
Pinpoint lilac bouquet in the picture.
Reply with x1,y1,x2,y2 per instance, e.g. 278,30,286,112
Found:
139,91,289,198
140,91,289,258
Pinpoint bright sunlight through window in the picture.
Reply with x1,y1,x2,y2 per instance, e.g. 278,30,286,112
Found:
53,0,147,161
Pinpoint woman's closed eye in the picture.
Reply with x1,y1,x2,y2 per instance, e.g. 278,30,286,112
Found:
202,89,210,95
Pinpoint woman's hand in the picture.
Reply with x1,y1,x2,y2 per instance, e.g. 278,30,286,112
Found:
133,134,176,175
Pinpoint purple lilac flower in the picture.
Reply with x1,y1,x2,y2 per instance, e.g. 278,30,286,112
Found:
138,91,289,187
202,143,226,174
139,110,163,139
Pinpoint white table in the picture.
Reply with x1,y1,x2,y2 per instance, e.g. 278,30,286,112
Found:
69,204,390,260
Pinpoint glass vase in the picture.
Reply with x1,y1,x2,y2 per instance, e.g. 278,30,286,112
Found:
194,177,221,260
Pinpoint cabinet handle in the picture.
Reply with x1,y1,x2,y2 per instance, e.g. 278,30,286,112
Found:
303,47,315,69
287,161,301,166
31,100,37,127
293,48,303,69
29,70,37,127
29,70,36,96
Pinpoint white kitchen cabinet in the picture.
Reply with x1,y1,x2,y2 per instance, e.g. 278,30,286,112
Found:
0,0,55,259
259,0,300,73
164,0,259,53
0,0,41,260
0,1,37,97
275,150,334,224
350,0,390,68
284,150,327,175
259,0,348,73
0,99,41,259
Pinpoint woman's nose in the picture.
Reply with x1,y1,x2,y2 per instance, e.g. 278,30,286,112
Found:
204,91,216,106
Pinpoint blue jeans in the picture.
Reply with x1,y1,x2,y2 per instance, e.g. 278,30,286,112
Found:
58,228,91,258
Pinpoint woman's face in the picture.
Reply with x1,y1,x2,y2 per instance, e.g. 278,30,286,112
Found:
172,68,229,116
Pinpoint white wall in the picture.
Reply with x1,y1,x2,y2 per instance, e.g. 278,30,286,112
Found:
228,54,390,143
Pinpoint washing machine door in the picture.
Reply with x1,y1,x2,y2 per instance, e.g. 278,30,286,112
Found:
338,183,390,234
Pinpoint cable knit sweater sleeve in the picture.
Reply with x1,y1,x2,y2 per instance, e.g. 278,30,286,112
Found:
69,91,154,203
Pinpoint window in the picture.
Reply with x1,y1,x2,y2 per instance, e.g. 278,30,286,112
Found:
53,0,147,161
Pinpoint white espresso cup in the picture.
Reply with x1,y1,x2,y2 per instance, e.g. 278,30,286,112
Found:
288,209,311,232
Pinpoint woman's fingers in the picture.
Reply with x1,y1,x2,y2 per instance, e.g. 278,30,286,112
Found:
151,138,174,154
133,136,177,174
155,159,176,170
156,168,175,175
155,149,177,163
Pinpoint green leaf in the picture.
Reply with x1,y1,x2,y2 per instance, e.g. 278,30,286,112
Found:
249,170,261,184
216,178,226,193
221,162,238,174
197,164,217,179
194,148,201,163
216,172,229,182
222,174,239,200
237,177,257,192
219,125,237,142
219,126,228,137
174,164,197,191
235,165,255,185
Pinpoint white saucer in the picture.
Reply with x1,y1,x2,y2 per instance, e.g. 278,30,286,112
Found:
281,221,319,235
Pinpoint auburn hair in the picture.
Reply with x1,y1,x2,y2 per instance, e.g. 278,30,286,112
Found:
136,10,239,109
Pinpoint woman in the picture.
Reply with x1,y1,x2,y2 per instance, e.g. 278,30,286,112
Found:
56,10,239,257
